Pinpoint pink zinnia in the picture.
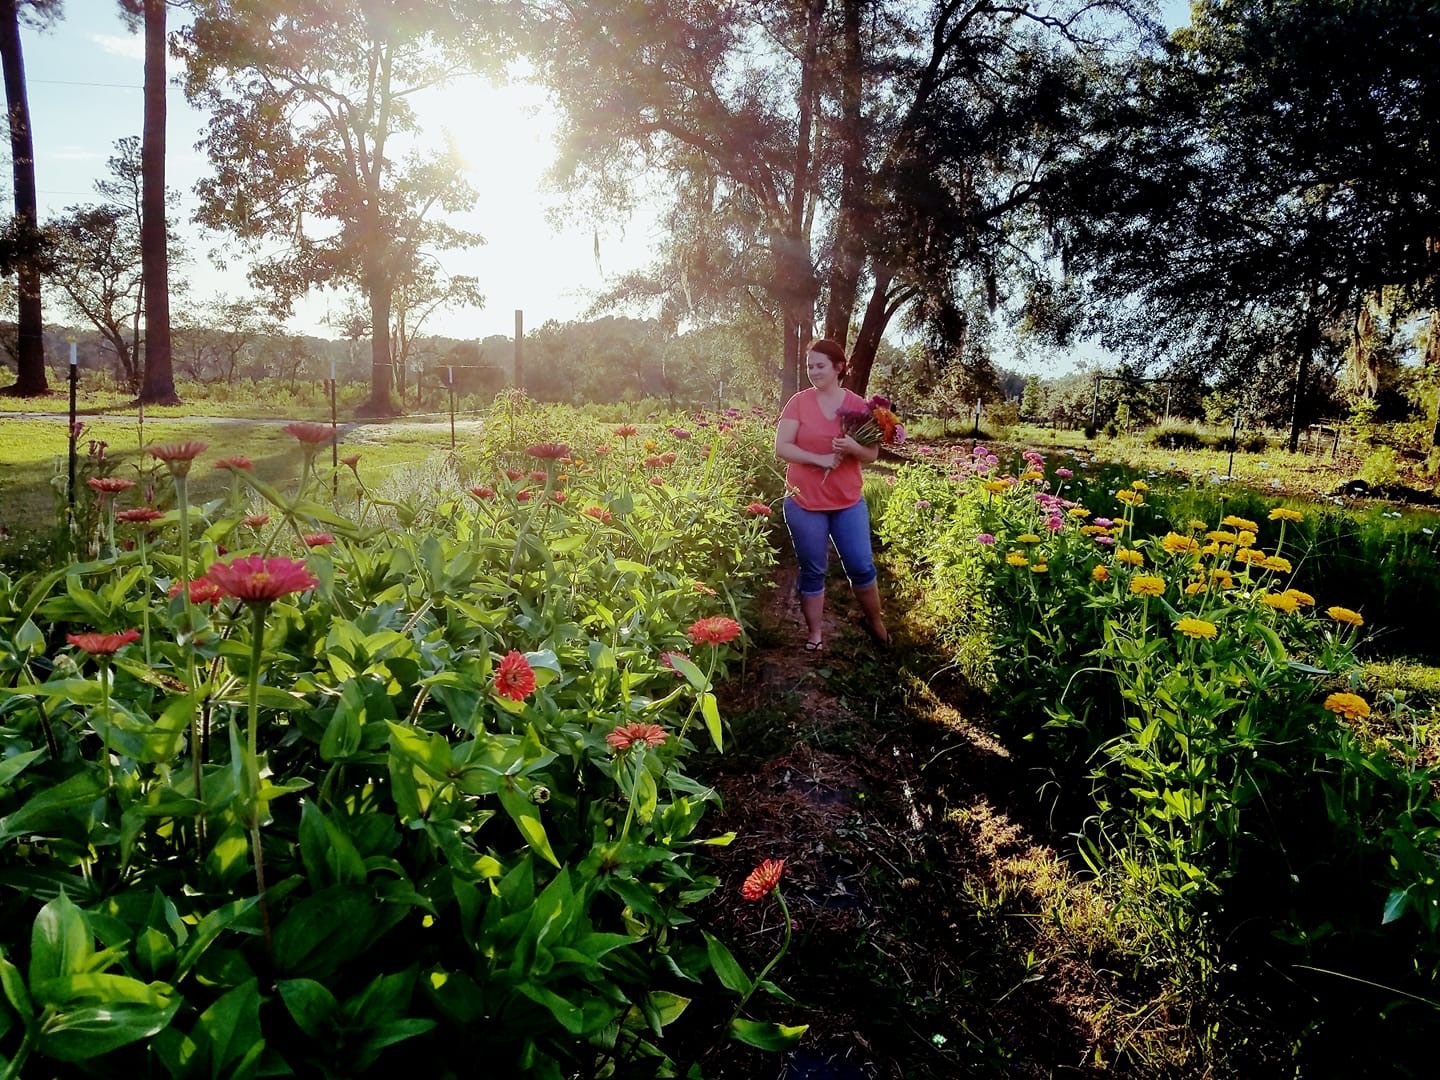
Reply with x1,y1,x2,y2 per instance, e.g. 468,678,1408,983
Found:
671,428,691,440
205,556,318,604
550,491,568,503
688,616,742,647
584,506,613,523
504,468,524,482
1055,467,1073,479
243,513,270,528
659,650,689,675
88,476,135,495
746,502,772,517
116,507,165,524
615,424,639,438
740,858,785,901
526,442,570,461
470,486,496,500
149,441,208,473
67,629,141,656
976,533,996,545
340,454,361,469
606,722,669,752
214,456,254,471
169,577,224,606
494,650,536,701
303,532,335,547
516,489,532,503
283,422,332,445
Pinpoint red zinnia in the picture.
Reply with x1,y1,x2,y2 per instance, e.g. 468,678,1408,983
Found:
205,555,318,604
688,616,742,647
470,486,496,500
116,507,164,524
615,424,639,438
528,469,547,484
504,468,525,482
526,442,570,461
149,441,208,466
67,629,141,656
745,502,772,517
606,722,669,752
283,421,332,445
340,453,361,468
648,476,665,486
550,491,567,503
214,456,254,471
593,443,613,457
584,506,613,524
740,858,785,901
87,476,135,494
243,513,271,528
516,490,532,503
303,532,335,547
169,577,224,605
493,650,536,701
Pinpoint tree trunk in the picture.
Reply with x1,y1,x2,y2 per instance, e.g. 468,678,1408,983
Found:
360,262,398,414
0,0,47,396
1287,298,1319,454
138,0,178,404
1426,308,1440,447
823,0,865,345
845,267,895,398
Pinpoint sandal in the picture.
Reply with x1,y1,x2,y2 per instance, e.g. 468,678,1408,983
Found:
803,640,825,652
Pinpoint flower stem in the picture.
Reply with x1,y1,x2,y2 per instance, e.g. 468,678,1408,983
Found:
728,888,793,1025
246,602,275,962
99,659,114,790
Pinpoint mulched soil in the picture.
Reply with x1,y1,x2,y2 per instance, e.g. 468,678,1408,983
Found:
673,553,1197,1079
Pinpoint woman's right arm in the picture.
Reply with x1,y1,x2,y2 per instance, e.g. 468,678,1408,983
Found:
775,417,838,470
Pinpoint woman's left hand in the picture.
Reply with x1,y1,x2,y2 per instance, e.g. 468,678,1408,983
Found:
832,435,859,456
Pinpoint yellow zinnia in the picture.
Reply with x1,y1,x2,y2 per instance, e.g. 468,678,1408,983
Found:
1006,550,1029,567
1326,605,1364,627
1206,530,1239,544
1261,555,1293,574
1269,507,1304,523
1115,489,1141,505
1200,542,1220,557
1259,592,1299,614
1175,617,1218,639
1323,692,1371,721
1187,518,1208,532
1131,479,1149,492
1160,532,1200,555
1115,548,1144,567
1184,581,1206,595
1068,507,1091,518
1030,562,1048,574
1016,533,1043,544
1235,548,1267,565
1237,530,1256,548
982,480,1010,494
1283,589,1315,607
1130,575,1166,597
1209,569,1234,588
1019,469,1044,482
1081,524,1113,536
1222,515,1259,532
1092,564,1110,583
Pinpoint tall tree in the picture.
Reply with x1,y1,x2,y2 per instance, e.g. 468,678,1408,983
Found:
0,0,59,396
179,0,489,416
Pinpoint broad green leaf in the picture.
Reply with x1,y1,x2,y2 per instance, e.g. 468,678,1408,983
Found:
701,692,724,752
497,784,561,868
1383,888,1410,925
196,979,265,1080
38,998,180,1061
729,1017,808,1051
667,655,709,693
702,931,750,995
0,748,46,787
0,954,32,1019
30,892,92,986
278,978,338,1039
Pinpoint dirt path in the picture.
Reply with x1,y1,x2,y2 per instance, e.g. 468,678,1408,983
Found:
686,556,1193,1078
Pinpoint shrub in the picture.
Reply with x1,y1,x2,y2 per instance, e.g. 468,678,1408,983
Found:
1357,446,1403,489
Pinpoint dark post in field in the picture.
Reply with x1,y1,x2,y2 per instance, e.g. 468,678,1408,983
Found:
67,339,78,537
1227,408,1240,479
329,355,338,496
447,366,456,451
514,309,524,392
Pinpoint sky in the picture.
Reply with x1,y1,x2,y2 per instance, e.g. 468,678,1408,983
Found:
17,0,1194,351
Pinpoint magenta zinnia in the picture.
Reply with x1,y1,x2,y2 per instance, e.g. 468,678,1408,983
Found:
205,556,318,604
302,532,336,547
687,615,742,646
116,508,165,524
214,456,254,471
149,441,208,463
87,476,135,495
525,442,570,461
741,858,786,901
745,502,772,517
283,421,332,445
606,722,669,752
67,629,141,655
169,577,224,606
494,650,537,701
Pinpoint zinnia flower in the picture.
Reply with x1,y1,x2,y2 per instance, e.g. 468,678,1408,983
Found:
1261,555,1292,574
206,555,318,604
1269,507,1304,523
584,505,613,523
671,427,692,440
1187,518,1208,531
303,532,335,547
1030,562,1048,574
515,489,532,503
549,491,568,503
1282,589,1315,607
1160,532,1199,555
149,441,208,473
87,476,135,495
214,456,254,471
526,442,570,460
1068,507,1091,518
746,502,772,516
116,508,164,524
688,616,742,646
1175,617,1218,639
1092,564,1109,583
1237,531,1257,548
504,468,524,482
1131,480,1149,492
1016,533,1042,545
1326,605,1364,627
169,577,224,606
1055,467,1073,479
1005,550,1028,567
340,454,361,469
1259,592,1300,614
659,650,689,675
976,533,996,545
606,722,668,752
67,629,141,655
494,650,537,701
283,422,332,445
1323,692,1371,721
1130,575,1165,597
741,858,785,901
615,424,639,438
981,480,1010,495
1221,515,1259,532
243,513,271,528
1115,548,1144,567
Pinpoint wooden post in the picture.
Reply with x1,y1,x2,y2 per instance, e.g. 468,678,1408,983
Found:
67,339,78,539
447,366,456,451
329,355,338,496
1089,376,1101,432
514,310,524,391
1227,408,1240,479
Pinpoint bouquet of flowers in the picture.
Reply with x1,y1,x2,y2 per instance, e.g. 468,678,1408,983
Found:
837,394,905,446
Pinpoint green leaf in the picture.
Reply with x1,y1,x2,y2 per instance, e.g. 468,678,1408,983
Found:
30,893,93,986
667,654,709,693
497,784,561,868
195,978,265,1078
278,978,338,1039
37,998,180,1061
0,772,104,844
0,748,46,787
0,954,33,1020
1383,888,1410,925
702,931,750,995
701,692,724,752
729,1017,808,1051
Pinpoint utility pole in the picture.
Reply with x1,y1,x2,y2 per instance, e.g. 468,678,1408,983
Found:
514,309,524,391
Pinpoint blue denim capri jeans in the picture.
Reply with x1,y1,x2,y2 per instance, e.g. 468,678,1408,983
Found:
783,496,878,597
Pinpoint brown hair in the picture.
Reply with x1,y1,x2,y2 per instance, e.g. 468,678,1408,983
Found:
806,338,848,379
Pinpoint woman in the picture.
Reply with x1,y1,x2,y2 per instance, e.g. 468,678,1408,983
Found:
773,338,890,651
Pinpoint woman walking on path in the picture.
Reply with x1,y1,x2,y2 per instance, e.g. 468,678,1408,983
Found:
773,338,890,652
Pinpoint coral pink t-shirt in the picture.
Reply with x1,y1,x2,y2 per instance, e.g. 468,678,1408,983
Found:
780,387,867,511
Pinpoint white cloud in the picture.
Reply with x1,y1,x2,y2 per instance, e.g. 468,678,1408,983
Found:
89,33,143,61
48,145,102,161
